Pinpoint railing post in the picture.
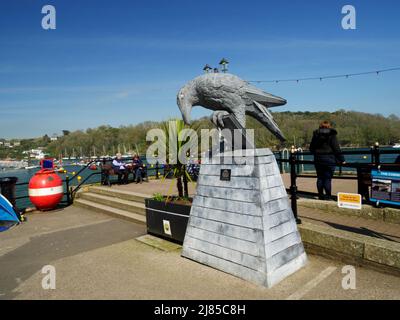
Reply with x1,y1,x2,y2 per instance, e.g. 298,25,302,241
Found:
296,150,300,174
65,176,71,205
370,145,374,166
279,150,284,173
373,142,380,168
155,161,159,179
289,147,301,224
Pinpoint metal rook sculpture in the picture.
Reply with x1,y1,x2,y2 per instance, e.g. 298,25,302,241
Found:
177,72,307,288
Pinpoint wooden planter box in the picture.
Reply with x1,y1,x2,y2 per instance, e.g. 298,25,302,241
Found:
145,198,191,244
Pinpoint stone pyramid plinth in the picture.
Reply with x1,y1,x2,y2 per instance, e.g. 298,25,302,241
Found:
182,148,307,288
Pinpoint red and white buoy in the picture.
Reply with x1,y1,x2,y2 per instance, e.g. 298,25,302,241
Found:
28,169,63,211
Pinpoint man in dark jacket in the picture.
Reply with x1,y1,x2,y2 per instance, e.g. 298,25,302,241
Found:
310,121,345,200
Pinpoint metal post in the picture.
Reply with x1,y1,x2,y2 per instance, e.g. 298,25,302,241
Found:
66,176,71,205
279,150,284,173
370,146,375,167
155,161,159,179
289,148,301,224
374,142,380,168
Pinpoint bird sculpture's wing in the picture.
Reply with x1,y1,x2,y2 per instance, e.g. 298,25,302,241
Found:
244,84,286,107
242,83,287,142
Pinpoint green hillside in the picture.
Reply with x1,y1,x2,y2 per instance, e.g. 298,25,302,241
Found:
1,110,399,160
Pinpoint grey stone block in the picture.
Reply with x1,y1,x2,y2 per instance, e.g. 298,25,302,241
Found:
264,220,299,243
266,242,305,272
196,185,259,203
265,231,302,258
265,198,290,213
255,155,275,165
189,216,263,243
200,163,256,177
190,206,263,229
197,174,259,190
192,196,261,216
267,252,308,287
182,246,269,286
182,148,307,288
257,163,281,177
187,226,263,257
265,209,293,229
259,174,284,188
184,236,265,272
260,185,287,203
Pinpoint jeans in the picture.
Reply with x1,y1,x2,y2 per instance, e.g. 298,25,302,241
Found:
315,164,335,197
134,167,143,182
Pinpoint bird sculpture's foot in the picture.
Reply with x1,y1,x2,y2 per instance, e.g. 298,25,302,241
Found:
211,111,230,128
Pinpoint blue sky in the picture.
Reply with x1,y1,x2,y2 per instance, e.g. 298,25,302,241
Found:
0,0,399,138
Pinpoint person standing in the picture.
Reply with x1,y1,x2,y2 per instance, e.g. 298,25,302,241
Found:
310,121,345,200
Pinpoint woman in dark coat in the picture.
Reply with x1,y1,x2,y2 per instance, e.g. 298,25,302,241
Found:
310,121,345,200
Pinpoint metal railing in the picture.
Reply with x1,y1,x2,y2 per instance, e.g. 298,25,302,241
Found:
6,147,400,216
275,145,400,223
7,156,167,210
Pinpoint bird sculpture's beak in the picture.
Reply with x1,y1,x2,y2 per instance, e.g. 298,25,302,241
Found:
179,103,192,125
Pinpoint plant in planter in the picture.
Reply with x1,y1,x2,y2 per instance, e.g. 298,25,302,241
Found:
145,119,197,243
161,119,196,200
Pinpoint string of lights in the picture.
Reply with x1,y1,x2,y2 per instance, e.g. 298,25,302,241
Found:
248,67,400,84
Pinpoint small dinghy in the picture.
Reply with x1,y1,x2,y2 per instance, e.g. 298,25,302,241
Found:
0,194,21,232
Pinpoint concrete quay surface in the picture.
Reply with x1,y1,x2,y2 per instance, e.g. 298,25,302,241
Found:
106,178,400,274
111,179,400,243
1,206,400,300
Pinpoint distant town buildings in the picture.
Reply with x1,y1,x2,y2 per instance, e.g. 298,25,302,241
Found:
22,148,46,160
0,140,21,148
